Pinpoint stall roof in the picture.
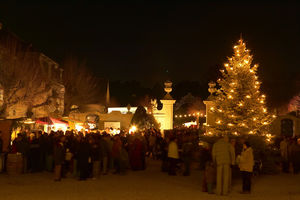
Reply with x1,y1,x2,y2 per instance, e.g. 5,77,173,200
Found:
36,117,68,126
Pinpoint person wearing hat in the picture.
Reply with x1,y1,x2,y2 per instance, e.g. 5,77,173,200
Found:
237,141,254,194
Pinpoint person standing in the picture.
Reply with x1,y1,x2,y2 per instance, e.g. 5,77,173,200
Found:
228,138,236,191
212,135,235,195
53,136,66,181
280,137,289,173
77,137,91,180
168,137,179,176
237,141,254,194
182,135,193,176
291,138,300,174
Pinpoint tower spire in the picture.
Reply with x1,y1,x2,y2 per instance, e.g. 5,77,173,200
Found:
106,80,110,106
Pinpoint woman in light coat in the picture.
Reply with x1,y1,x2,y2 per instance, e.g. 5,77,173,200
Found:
237,141,254,194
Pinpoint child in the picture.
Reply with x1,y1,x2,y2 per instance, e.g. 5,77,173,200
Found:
204,160,216,194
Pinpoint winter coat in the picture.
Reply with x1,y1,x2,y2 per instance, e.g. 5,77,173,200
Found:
212,139,234,165
168,141,179,159
280,140,288,161
54,142,65,165
238,147,254,172
205,161,216,183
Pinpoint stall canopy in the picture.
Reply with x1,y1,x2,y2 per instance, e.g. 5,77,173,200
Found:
36,117,69,126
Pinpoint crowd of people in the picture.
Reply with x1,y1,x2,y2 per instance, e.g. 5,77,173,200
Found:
1,128,300,196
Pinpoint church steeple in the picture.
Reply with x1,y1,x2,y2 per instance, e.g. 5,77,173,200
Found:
106,80,110,106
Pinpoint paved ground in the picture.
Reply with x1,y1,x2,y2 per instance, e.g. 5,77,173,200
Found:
0,160,299,200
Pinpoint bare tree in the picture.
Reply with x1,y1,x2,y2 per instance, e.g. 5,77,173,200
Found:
0,32,48,117
62,57,102,115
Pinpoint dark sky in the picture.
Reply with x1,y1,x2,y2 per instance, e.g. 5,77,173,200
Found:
0,1,299,103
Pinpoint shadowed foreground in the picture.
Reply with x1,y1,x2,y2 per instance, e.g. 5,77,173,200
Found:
0,160,299,200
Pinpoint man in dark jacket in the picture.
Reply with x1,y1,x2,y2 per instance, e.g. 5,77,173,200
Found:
54,136,66,181
78,137,91,180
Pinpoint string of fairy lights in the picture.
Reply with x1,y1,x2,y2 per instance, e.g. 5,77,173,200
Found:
174,112,205,118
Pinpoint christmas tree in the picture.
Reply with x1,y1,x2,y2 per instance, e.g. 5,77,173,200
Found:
207,38,275,135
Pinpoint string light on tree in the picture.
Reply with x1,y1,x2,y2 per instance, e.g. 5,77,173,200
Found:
206,37,274,135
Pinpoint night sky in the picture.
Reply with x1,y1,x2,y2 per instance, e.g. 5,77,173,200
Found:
0,1,299,105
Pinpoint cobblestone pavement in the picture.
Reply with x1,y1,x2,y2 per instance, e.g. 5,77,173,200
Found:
0,160,299,200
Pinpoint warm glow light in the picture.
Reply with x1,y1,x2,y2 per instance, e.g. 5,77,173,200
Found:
218,109,223,112
263,122,268,125
239,103,243,106
253,117,257,121
250,69,254,73
244,60,249,64
230,67,233,70
129,125,137,134
255,81,259,85
263,108,267,113
230,89,234,92
260,100,264,103
249,131,254,134
246,95,251,98
210,107,215,111
216,120,222,124
184,121,197,128
228,95,233,99
272,115,276,118
224,63,229,67
228,123,234,127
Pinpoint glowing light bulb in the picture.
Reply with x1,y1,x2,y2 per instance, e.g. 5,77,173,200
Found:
234,46,237,49
239,103,243,106
263,108,267,113
250,69,254,73
246,95,251,98
244,60,249,64
230,89,234,92
218,109,223,112
228,95,233,99
249,131,254,134
260,100,264,103
224,63,229,67
255,81,259,85
228,123,233,127
230,67,233,70
216,120,222,124
253,118,257,121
